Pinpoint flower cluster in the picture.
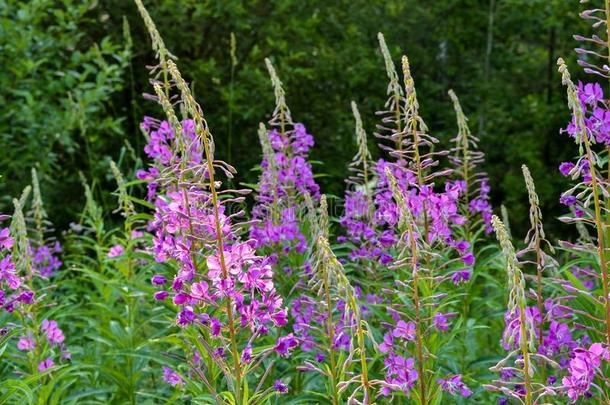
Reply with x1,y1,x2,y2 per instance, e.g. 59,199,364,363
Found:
556,58,610,402
562,343,609,402
250,60,319,260
374,161,472,267
143,118,288,335
30,241,62,278
1,185,69,376
0,217,18,311
438,374,472,397
363,43,476,401
562,82,610,144
131,27,292,395
448,89,493,234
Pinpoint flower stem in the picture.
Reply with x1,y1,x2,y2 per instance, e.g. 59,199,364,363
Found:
582,132,610,347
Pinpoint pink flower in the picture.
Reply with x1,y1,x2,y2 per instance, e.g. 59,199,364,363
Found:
562,343,609,402
162,366,182,386
38,358,54,372
41,319,65,345
0,227,13,250
107,245,124,258
17,335,35,351
274,333,298,357
433,312,449,332
438,374,472,397
392,320,416,341
379,332,394,353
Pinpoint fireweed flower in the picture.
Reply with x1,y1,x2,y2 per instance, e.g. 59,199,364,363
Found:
249,60,319,270
134,5,292,399
274,379,289,394
17,335,35,351
284,198,373,404
448,89,493,234
37,358,54,372
556,57,610,403
368,45,475,401
107,244,124,258
437,374,472,397
486,216,560,404
246,63,360,399
1,180,69,376
338,101,390,269
162,366,183,387
562,343,609,402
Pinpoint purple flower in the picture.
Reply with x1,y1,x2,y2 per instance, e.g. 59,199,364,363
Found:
379,332,394,353
578,82,603,106
438,374,472,397
177,306,195,326
451,269,471,284
0,255,20,290
211,317,222,337
151,274,167,285
107,245,124,258
38,358,54,372
154,291,169,301
461,252,475,266
392,320,416,341
433,312,450,332
559,162,575,176
17,290,34,304
241,345,252,363
562,343,609,402
274,379,289,394
41,319,65,345
274,333,298,357
0,228,13,250
382,353,419,394
560,194,577,207
17,335,35,351
162,366,183,386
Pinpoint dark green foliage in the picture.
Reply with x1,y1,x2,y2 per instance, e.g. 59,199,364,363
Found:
0,0,593,239
0,0,131,227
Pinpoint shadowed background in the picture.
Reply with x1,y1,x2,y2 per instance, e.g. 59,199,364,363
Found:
0,0,591,238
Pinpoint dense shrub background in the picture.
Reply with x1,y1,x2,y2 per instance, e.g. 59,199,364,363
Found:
0,0,590,237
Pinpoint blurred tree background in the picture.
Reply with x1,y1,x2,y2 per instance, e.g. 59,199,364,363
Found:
0,0,593,238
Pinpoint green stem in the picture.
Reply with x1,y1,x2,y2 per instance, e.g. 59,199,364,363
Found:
582,131,610,347
324,264,340,405
406,219,426,404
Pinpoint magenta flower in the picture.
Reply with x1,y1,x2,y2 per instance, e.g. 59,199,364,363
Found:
562,343,609,402
0,255,20,290
41,319,65,345
438,374,472,397
31,242,62,277
38,358,54,372
451,269,471,285
17,335,35,351
433,312,450,332
0,228,13,250
151,274,167,285
379,332,394,353
274,333,298,357
162,366,183,386
107,245,124,258
154,291,169,301
392,320,416,341
241,345,252,363
559,162,575,176
460,252,475,266
274,379,289,394
382,353,419,395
